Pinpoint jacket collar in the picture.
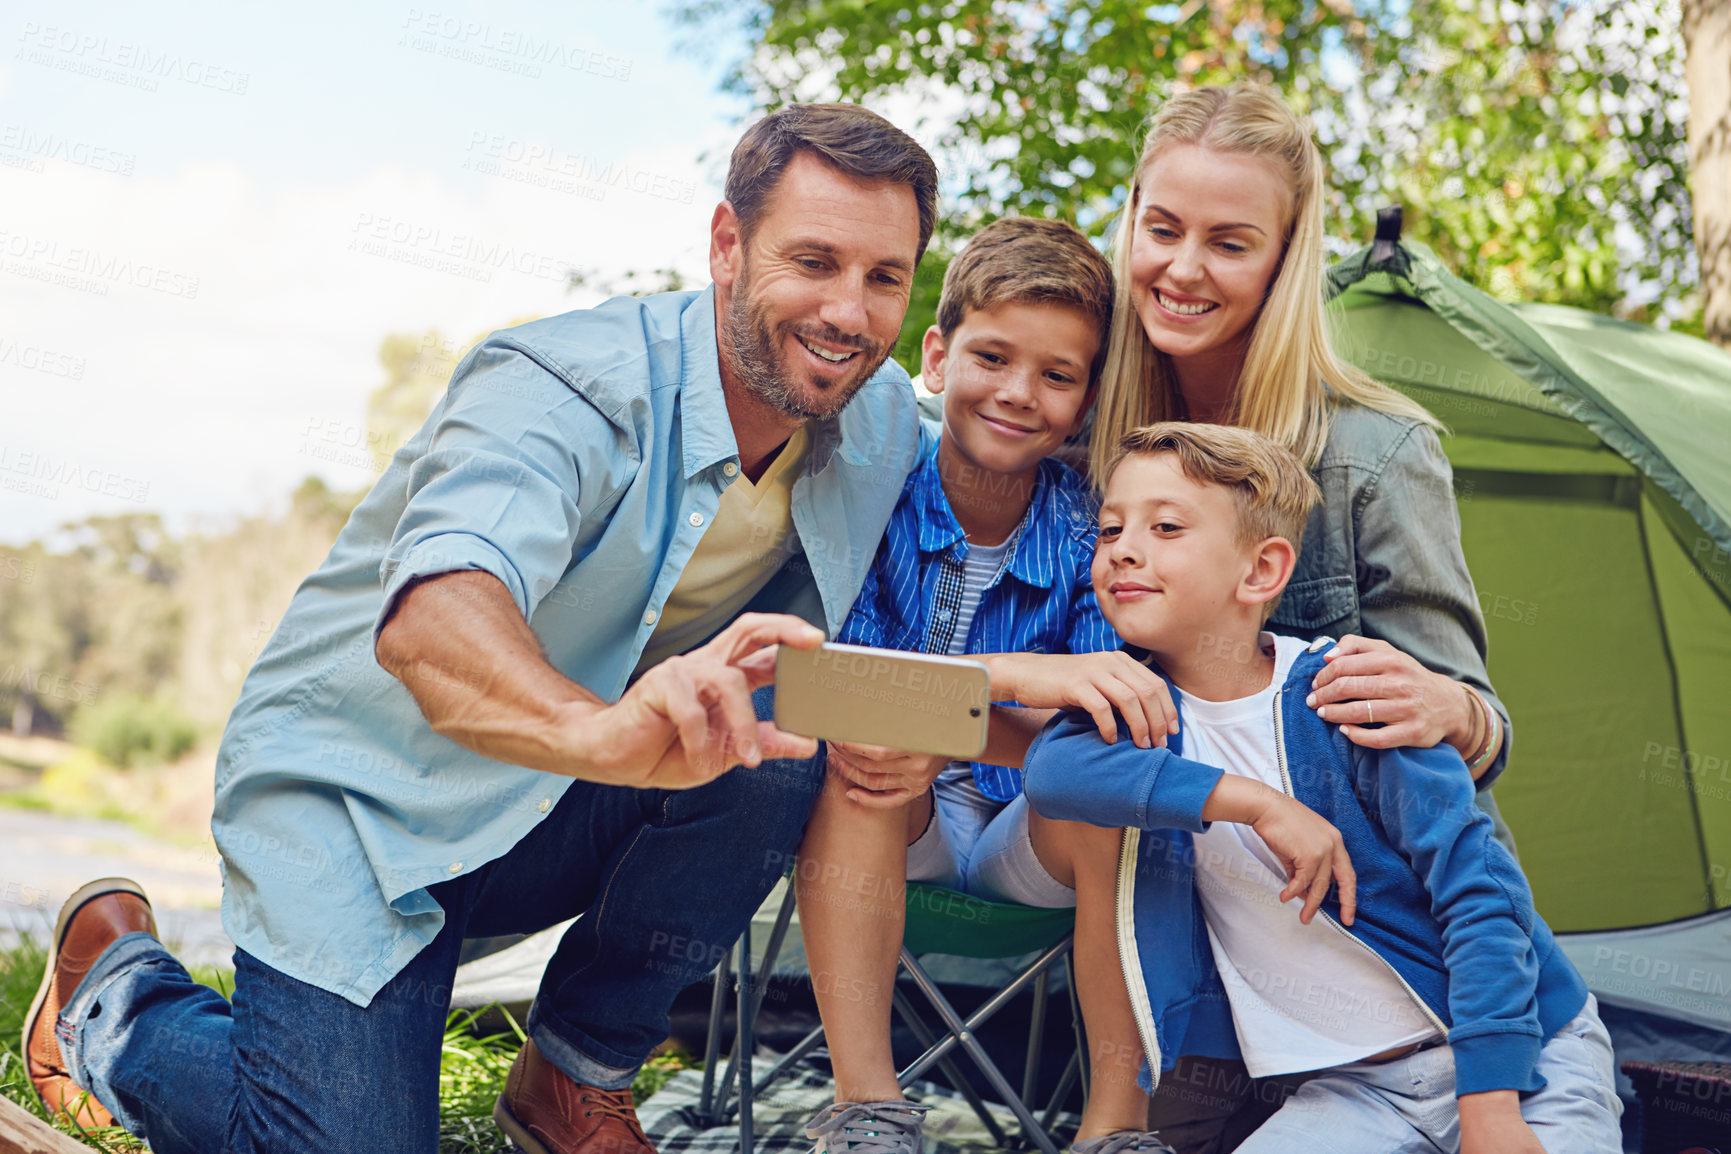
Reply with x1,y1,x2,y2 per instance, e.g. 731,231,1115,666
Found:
907,441,1060,589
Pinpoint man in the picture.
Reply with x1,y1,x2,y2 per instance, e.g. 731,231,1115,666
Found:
24,103,937,1154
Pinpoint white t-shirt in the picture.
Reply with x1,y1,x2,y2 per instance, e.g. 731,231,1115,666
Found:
1184,632,1440,1076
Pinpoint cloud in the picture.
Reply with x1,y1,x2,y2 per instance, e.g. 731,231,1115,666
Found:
0,135,726,542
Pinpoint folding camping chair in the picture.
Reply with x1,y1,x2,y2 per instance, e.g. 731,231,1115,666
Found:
697,881,1087,1154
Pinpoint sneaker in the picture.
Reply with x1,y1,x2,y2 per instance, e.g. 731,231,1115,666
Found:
1070,1131,1177,1154
805,1100,930,1154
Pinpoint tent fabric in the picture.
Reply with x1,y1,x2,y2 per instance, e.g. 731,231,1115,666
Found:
1325,239,1731,952
1556,907,1731,1033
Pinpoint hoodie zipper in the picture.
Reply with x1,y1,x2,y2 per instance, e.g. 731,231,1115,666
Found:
1270,688,1450,1037
1114,826,1164,1088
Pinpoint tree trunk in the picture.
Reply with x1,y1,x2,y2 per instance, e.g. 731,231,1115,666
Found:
12,694,33,738
1684,0,1731,347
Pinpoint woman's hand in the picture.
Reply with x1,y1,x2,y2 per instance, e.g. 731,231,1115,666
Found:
1305,635,1479,756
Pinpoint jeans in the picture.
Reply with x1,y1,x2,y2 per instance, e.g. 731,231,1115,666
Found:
1233,996,1623,1154
57,688,825,1154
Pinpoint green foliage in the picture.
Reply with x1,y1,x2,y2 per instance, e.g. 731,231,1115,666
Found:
0,514,183,739
895,245,953,376
632,1048,703,1106
675,0,1695,323
0,941,696,1153
69,692,199,769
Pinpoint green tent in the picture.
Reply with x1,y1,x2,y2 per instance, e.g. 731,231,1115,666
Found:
1327,235,1731,1035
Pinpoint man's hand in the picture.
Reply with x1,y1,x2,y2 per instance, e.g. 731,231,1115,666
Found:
983,651,1177,748
586,613,823,789
379,572,820,789
1459,1090,1545,1154
826,740,949,809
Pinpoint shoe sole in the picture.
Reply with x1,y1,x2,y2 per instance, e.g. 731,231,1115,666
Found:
20,877,151,1100
493,1095,554,1154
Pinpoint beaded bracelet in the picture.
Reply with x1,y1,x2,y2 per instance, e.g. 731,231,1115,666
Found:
1462,684,1501,777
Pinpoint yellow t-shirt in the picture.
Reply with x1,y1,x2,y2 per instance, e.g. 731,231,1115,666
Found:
633,425,810,674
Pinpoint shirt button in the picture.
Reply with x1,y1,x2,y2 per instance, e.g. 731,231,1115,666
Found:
538,798,551,814
643,608,658,626
448,861,463,875
722,462,738,477
689,512,704,527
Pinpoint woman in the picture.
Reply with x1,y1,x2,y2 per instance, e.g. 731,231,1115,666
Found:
1087,83,1512,1151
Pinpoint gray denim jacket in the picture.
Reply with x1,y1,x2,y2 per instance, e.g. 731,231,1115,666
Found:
1268,402,1512,788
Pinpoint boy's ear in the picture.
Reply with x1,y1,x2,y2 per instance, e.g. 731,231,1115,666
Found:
920,325,948,394
1237,535,1298,611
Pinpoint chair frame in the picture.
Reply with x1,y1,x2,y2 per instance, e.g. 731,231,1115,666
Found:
696,884,1087,1154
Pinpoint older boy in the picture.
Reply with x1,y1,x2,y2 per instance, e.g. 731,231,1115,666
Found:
797,217,1189,1154
1024,424,1621,1154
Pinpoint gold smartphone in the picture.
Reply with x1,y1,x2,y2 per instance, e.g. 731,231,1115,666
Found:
774,642,991,759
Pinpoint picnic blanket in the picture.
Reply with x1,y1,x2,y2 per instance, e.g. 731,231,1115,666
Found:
438,1053,1074,1154
637,1061,1076,1154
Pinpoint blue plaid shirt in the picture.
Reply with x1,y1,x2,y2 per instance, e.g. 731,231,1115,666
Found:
837,432,1120,801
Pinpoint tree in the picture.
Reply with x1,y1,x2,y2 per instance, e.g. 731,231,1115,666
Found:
1683,0,1730,347
677,0,1700,352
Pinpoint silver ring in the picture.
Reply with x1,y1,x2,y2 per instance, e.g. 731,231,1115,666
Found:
1366,701,1375,725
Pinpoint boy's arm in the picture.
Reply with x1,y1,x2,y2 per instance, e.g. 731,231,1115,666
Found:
1023,709,1222,831
981,651,1177,749
1357,741,1547,1095
1024,710,1355,923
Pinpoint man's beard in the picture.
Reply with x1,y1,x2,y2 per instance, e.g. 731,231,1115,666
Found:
723,269,892,422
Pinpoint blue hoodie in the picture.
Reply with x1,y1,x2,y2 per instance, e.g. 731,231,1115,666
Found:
1021,636,1587,1097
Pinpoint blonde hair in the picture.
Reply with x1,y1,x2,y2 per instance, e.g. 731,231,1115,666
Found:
1109,422,1323,620
1110,422,1321,548
936,217,1116,385
1089,84,1437,482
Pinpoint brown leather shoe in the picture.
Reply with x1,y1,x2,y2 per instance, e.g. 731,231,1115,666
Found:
23,877,157,1129
493,1037,657,1154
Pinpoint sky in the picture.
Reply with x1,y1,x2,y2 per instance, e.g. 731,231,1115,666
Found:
0,1,756,543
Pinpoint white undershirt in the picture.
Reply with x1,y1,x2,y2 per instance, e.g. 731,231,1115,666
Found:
1185,632,1440,1076
944,537,1013,658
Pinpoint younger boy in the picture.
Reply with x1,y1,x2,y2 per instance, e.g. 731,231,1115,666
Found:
1023,423,1622,1154
798,217,1187,1154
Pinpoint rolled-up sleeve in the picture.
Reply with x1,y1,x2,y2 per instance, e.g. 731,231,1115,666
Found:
1357,424,1513,787
374,341,602,641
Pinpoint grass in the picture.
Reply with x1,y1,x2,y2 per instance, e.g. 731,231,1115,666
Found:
0,937,701,1152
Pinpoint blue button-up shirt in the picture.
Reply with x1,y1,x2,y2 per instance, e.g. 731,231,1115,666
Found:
213,286,921,1006
836,432,1119,801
